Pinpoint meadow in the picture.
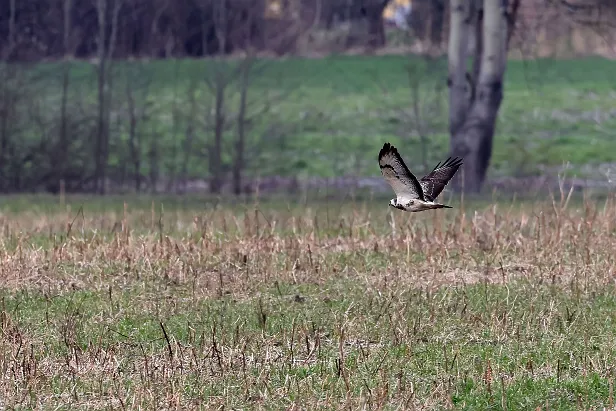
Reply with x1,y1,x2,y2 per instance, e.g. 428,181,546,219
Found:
1,190,616,409
19,54,616,186
2,53,616,409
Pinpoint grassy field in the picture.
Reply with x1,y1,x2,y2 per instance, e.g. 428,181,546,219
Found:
1,192,616,409
23,55,616,183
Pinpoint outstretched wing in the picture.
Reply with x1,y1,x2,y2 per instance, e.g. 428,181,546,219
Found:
419,157,463,201
378,143,425,202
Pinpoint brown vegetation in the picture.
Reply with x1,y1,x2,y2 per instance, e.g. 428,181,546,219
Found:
1,193,613,295
408,0,616,59
0,192,615,406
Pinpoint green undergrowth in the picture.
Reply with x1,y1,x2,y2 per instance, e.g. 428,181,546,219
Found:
10,55,616,183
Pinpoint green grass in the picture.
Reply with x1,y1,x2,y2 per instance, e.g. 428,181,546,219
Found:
1,193,616,408
5,280,616,409
12,55,616,185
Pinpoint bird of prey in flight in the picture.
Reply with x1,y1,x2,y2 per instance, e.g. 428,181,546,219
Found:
378,142,463,212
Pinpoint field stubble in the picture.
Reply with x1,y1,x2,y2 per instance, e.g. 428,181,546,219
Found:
0,193,616,409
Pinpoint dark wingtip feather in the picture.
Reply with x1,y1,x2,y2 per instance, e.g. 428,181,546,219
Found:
378,142,396,163
452,157,464,166
441,156,463,169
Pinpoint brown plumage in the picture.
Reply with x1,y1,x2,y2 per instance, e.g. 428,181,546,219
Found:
419,157,464,202
378,142,463,212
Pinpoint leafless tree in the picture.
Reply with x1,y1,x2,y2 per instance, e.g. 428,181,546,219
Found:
121,1,173,193
407,56,447,172
205,0,267,195
370,23,446,176
365,0,393,48
0,0,19,192
54,0,75,191
447,0,520,193
345,0,393,49
176,73,199,194
204,0,230,194
93,0,122,194
124,61,154,192
232,56,253,195
189,0,309,195
410,0,446,48
548,0,615,25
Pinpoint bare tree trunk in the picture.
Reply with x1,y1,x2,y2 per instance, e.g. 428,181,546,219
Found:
366,6,387,48
94,0,107,193
126,73,141,191
57,0,72,191
410,0,445,46
448,0,518,193
430,0,446,46
123,57,153,193
210,74,225,194
346,0,391,49
0,0,16,192
471,1,483,87
208,0,228,195
447,0,473,137
94,0,121,194
104,0,121,190
180,76,197,194
233,57,252,195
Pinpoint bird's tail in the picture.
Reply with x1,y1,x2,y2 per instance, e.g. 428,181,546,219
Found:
435,204,452,209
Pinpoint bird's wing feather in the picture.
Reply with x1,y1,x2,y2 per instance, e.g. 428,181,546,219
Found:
419,157,463,201
378,143,424,202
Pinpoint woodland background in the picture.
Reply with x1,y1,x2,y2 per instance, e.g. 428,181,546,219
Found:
0,0,614,195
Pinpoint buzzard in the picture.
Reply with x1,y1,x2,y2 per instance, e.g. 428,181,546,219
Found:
378,142,463,212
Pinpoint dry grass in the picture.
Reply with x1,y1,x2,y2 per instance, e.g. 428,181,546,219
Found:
1,193,616,409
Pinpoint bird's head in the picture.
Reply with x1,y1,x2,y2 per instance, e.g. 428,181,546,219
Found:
389,198,397,208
